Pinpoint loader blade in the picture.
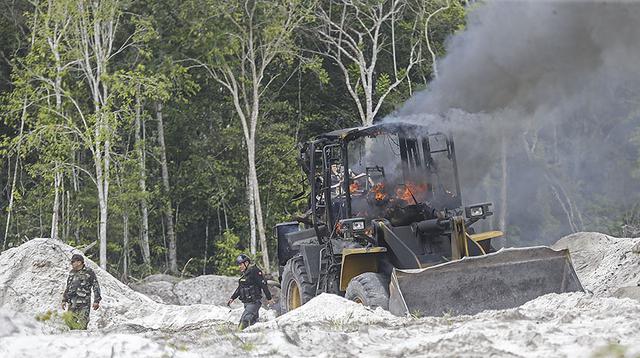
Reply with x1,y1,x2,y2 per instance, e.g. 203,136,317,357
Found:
388,246,583,317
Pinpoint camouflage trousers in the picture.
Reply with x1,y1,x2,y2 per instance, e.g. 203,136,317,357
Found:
238,301,261,330
68,303,90,330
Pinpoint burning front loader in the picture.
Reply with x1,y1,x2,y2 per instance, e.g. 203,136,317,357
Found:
276,122,583,317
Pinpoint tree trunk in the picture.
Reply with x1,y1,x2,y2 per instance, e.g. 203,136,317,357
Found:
135,92,151,264
92,100,111,269
246,142,270,271
203,215,209,275
156,102,178,273
247,177,257,255
122,212,129,282
223,203,229,231
3,99,27,251
50,49,63,241
64,190,70,240
50,172,61,240
98,188,108,270
95,111,111,270
424,1,451,80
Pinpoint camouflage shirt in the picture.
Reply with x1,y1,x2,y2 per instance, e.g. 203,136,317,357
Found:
62,265,102,305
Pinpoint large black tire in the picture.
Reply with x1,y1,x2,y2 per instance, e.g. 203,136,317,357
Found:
344,272,390,310
280,257,316,313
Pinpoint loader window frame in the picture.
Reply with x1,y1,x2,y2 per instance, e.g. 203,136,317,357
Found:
323,143,343,228
426,133,462,210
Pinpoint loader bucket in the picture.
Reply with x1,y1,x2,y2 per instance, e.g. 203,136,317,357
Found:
388,246,584,317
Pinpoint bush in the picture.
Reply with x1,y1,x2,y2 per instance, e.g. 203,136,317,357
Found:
213,230,243,276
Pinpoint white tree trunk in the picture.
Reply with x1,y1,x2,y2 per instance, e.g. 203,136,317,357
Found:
122,212,129,281
50,172,61,240
93,102,111,270
247,176,257,256
247,142,270,271
49,44,63,241
98,185,108,269
203,215,209,275
135,92,151,264
3,100,27,251
156,102,178,273
424,0,451,80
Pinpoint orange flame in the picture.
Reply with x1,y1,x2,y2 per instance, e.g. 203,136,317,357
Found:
396,182,429,203
371,183,387,201
349,181,360,193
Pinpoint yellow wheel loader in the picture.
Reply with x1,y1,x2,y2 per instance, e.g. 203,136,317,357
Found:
276,122,583,317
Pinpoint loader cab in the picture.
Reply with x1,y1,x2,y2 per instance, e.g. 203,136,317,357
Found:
306,123,463,238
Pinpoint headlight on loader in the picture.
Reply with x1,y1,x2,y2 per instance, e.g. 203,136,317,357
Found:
469,207,484,217
352,220,365,231
338,218,367,238
465,203,493,220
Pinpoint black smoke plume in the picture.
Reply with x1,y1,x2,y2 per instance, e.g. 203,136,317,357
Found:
389,0,640,245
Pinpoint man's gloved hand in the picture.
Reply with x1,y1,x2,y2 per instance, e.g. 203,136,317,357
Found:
92,302,100,310
227,298,234,307
61,301,67,310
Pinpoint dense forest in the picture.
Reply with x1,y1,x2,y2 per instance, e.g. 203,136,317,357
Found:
0,0,466,278
2,0,639,280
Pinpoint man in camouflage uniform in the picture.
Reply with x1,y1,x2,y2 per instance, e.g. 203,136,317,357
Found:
227,254,273,330
61,253,101,330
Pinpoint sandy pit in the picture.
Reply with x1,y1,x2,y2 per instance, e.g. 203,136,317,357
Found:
1,233,639,357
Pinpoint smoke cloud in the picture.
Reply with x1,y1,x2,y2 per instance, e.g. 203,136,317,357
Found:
389,1,640,245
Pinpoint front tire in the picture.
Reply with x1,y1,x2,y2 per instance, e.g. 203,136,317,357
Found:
280,257,316,313
344,272,390,310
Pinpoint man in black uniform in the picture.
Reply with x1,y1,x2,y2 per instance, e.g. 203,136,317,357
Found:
227,254,273,329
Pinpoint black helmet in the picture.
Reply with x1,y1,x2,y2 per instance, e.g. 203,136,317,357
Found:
71,253,84,263
236,254,251,265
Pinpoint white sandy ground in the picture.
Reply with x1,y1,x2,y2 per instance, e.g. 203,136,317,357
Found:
0,234,639,357
553,232,640,295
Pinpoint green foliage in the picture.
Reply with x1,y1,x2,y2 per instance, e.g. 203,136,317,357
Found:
35,310,55,322
214,231,243,276
302,56,330,85
61,311,85,330
35,310,86,330
591,343,630,358
0,0,472,279
239,341,256,352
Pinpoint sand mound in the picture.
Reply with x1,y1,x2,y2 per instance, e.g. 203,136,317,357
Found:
0,308,188,358
273,293,401,327
0,238,273,331
211,291,640,357
130,272,277,309
552,232,640,295
129,279,180,304
0,309,51,337
130,274,241,306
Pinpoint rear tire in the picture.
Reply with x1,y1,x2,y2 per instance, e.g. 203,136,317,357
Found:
280,257,316,313
345,272,390,310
